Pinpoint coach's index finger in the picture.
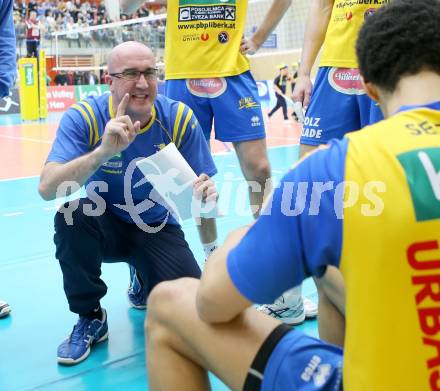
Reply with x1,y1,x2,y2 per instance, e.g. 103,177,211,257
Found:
116,93,129,117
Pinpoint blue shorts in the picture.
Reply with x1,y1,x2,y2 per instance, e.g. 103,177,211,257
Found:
301,66,384,146
165,71,266,142
244,324,343,391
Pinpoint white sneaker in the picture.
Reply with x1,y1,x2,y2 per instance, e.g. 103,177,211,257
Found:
0,299,11,318
257,296,302,325
258,296,317,325
303,296,318,318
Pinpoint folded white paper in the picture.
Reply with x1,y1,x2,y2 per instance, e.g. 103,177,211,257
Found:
136,142,218,221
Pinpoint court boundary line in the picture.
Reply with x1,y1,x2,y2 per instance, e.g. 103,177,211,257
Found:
0,134,53,143
0,143,299,182
24,351,145,391
0,174,40,182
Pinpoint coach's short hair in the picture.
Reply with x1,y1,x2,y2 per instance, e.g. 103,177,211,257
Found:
357,0,440,92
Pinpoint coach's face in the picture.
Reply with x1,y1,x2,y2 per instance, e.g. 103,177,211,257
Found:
106,42,158,125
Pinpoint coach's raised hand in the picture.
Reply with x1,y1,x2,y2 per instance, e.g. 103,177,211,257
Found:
97,93,141,161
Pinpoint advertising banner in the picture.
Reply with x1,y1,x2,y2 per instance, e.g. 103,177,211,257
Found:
39,50,48,119
13,82,276,114
261,33,277,49
256,80,275,108
0,88,20,115
75,85,109,101
47,86,76,112
18,57,39,120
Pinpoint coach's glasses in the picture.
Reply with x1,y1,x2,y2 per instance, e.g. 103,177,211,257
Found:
109,68,159,81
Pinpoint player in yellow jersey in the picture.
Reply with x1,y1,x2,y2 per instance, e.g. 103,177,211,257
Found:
120,0,318,322
294,0,388,156
144,1,440,390
120,0,291,217
259,0,389,333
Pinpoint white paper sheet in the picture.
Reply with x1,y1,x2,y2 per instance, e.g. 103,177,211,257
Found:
136,143,218,221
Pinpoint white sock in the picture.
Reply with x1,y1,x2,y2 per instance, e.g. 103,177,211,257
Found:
203,240,218,258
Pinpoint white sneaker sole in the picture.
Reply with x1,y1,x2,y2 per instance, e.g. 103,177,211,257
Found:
57,331,109,365
303,297,318,318
128,301,147,310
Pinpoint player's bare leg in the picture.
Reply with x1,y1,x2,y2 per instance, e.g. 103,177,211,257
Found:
146,278,281,391
233,139,272,218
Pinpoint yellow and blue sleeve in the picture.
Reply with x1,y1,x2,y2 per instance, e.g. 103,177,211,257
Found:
46,106,94,164
71,101,100,147
171,101,217,177
171,102,194,148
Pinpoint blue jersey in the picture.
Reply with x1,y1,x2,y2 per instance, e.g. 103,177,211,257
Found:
47,93,217,225
228,102,440,390
0,0,16,98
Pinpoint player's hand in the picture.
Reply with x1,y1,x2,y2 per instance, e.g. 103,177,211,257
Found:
193,173,218,204
240,36,259,55
98,93,141,161
292,74,313,109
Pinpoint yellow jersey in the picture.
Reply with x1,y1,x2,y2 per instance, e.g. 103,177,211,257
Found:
227,101,440,390
320,0,389,68
341,103,440,390
164,0,249,79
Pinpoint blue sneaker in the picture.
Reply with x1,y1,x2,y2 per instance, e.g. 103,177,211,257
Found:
128,265,146,310
57,309,108,365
